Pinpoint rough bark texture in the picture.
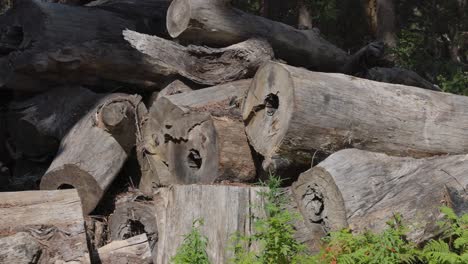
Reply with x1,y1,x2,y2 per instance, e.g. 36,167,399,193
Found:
153,185,266,264
297,0,313,30
0,232,42,264
123,30,273,86
167,0,383,74
40,94,145,214
94,234,153,264
139,80,256,191
7,87,101,159
109,191,158,262
362,67,440,91
243,61,468,176
1,0,269,91
292,149,468,244
0,189,89,263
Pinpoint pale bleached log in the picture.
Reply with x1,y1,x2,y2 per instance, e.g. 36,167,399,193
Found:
292,149,468,244
0,232,42,264
243,61,468,176
167,0,383,74
139,80,255,191
40,94,146,214
95,234,153,264
153,185,265,264
0,189,90,263
155,80,193,101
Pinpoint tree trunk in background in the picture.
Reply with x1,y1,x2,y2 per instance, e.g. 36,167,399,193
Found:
297,0,312,30
365,0,397,47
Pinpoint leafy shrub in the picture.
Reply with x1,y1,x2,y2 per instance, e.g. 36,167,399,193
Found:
438,70,468,95
171,219,210,264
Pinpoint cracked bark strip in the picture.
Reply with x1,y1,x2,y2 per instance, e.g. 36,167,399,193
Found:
40,93,146,214
138,80,256,192
292,149,468,245
243,61,468,179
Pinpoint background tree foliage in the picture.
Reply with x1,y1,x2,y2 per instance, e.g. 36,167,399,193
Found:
233,0,467,94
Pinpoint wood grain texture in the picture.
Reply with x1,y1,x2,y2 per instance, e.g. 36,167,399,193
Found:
243,61,468,176
292,149,468,244
0,189,89,263
95,234,153,264
40,94,144,214
139,80,256,191
153,185,266,264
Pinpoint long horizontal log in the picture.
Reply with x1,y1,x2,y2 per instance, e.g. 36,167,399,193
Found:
0,189,89,263
40,94,145,214
139,80,256,190
167,0,383,74
93,234,153,264
243,61,468,176
0,0,271,91
292,149,468,244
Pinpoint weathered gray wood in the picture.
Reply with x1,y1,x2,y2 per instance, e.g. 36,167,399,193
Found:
0,189,90,263
109,191,158,262
40,94,145,214
292,149,468,244
363,67,440,91
167,0,383,74
123,30,273,86
155,80,193,101
243,61,468,175
7,87,101,159
94,234,153,264
153,185,266,264
1,0,270,91
139,80,256,191
0,232,42,264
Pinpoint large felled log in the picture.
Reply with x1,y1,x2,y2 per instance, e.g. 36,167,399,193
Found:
167,0,383,74
139,80,256,190
86,0,171,37
153,185,265,263
292,149,468,243
0,0,271,91
0,232,42,263
7,87,101,159
0,189,89,263
40,94,146,214
93,234,153,264
362,67,441,91
109,191,158,261
243,61,468,175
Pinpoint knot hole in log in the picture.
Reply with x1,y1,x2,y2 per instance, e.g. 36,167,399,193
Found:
264,93,279,116
302,184,330,232
187,149,202,171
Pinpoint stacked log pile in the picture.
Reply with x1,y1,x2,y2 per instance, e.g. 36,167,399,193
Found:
0,0,466,263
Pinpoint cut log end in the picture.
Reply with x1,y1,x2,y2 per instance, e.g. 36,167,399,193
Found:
39,164,102,215
242,62,294,168
292,167,348,233
166,0,190,38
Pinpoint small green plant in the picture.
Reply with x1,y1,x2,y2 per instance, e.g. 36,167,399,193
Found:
231,174,312,264
438,70,468,95
171,219,211,264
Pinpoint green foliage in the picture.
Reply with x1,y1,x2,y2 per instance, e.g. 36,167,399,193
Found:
171,219,211,264
231,174,312,264
438,70,468,95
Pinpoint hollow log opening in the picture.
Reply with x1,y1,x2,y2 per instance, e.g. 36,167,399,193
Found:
58,184,75,190
264,93,279,116
187,149,202,170
122,219,146,240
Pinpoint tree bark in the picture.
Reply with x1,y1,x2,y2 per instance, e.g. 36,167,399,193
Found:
364,0,397,47
0,189,90,263
243,61,468,176
40,94,146,214
153,185,266,264
93,234,153,264
108,191,158,262
297,0,313,30
0,232,42,264
0,0,270,91
167,0,384,74
292,149,468,244
139,80,256,190
7,87,101,160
